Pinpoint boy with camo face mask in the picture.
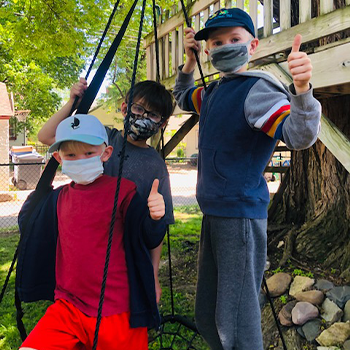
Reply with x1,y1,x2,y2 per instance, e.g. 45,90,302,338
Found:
38,80,176,307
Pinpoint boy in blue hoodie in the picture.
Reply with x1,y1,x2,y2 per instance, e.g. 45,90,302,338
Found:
173,7,321,350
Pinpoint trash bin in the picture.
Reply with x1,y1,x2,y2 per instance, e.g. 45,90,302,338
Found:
11,152,44,190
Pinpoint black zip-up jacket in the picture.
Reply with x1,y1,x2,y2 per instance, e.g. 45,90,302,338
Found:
16,184,166,329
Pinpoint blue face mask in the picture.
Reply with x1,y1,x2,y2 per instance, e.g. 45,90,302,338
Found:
208,41,252,73
62,155,104,185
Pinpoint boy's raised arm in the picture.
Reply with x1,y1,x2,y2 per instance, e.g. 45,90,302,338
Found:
38,78,87,145
182,27,201,74
287,34,312,95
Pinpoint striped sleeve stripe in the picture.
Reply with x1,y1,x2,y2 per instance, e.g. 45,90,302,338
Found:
253,99,290,129
186,87,204,114
266,110,290,138
261,105,290,133
273,118,286,140
195,87,204,113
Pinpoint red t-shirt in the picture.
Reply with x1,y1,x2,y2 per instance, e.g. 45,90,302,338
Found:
55,175,136,317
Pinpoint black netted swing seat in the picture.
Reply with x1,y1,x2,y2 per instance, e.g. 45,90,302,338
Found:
149,315,202,350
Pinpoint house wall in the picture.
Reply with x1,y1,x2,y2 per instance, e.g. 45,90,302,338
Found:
0,117,10,190
0,83,14,191
165,114,199,157
10,133,26,147
89,104,124,130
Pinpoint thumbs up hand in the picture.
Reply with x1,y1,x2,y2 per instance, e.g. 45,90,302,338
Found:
287,34,312,94
148,179,165,221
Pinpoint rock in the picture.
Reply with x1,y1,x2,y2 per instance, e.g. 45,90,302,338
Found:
317,347,343,350
316,321,350,346
326,286,350,308
279,300,297,326
315,279,335,293
295,290,325,305
344,300,350,322
266,272,292,297
291,301,319,326
296,326,305,338
302,318,323,342
344,339,350,350
289,276,315,298
321,298,343,325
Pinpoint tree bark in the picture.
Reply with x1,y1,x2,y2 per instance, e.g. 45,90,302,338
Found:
269,94,350,281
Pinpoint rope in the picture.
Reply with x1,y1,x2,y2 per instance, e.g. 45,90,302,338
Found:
69,0,121,115
4,0,134,341
262,276,288,350
179,0,207,91
91,0,146,348
154,3,176,316
0,248,18,303
152,0,161,84
160,132,175,316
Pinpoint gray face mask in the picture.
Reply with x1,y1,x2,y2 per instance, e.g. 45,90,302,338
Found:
208,41,252,73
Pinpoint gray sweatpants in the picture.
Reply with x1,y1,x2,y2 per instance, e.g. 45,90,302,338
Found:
195,215,267,350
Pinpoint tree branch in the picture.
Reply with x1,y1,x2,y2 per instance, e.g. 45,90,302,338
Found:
112,82,125,99
279,229,298,267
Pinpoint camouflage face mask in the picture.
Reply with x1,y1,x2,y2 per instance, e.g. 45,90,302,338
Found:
124,113,162,141
208,40,252,73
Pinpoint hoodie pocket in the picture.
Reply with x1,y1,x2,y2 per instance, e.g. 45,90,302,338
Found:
197,148,227,198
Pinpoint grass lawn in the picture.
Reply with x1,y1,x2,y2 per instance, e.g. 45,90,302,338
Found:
0,205,208,350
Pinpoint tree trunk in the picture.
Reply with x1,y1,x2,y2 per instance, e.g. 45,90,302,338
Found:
269,95,350,281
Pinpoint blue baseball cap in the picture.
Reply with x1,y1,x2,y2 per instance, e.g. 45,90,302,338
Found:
49,114,108,152
195,8,256,41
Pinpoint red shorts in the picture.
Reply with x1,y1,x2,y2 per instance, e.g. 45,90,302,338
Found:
21,299,148,350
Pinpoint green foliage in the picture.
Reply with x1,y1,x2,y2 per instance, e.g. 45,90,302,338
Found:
292,269,314,278
176,148,185,158
0,0,179,136
272,266,284,274
279,294,288,304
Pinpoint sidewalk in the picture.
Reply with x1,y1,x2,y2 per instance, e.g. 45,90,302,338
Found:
0,166,280,229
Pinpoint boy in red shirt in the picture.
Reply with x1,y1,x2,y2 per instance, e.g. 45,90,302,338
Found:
20,114,166,350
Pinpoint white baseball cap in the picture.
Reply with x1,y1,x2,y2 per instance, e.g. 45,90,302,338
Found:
49,114,109,153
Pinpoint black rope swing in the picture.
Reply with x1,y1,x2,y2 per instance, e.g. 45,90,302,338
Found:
0,1,288,349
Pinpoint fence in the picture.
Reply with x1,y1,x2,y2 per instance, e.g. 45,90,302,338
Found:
0,154,289,232
0,158,199,233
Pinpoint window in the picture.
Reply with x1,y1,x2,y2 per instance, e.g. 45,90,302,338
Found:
9,117,17,141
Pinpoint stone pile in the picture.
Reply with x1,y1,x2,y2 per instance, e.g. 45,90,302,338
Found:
265,273,350,349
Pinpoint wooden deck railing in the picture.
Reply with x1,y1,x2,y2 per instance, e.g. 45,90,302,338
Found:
145,0,350,174
144,0,350,91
